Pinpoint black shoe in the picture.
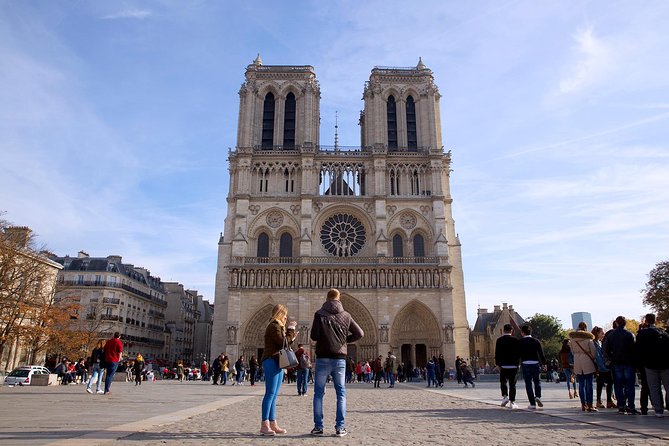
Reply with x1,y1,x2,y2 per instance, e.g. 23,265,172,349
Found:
641,408,648,415
335,428,348,437
311,427,324,436
626,408,640,415
618,408,626,415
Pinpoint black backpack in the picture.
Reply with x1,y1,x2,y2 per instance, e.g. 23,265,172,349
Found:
319,315,348,352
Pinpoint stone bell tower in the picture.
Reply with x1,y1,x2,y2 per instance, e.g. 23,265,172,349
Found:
211,57,469,367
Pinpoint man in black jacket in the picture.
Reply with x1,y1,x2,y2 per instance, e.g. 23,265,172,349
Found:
495,324,520,409
602,316,638,414
519,324,546,409
310,288,364,437
636,313,669,417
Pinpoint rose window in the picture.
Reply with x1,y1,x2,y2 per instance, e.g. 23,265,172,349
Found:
320,213,366,257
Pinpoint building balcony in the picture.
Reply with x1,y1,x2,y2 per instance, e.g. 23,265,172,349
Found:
148,309,165,319
100,314,122,321
231,256,441,266
233,144,437,156
61,280,167,308
103,297,120,304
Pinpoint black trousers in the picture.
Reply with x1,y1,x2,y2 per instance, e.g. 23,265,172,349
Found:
499,367,519,402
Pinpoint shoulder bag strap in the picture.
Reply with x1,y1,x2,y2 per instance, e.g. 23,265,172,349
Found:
573,340,597,366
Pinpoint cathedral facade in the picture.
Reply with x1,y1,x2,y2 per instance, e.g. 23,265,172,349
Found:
210,57,469,367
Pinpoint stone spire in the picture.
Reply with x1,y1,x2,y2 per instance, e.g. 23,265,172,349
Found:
253,53,262,66
417,56,426,70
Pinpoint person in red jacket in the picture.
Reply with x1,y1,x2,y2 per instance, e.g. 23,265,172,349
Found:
103,332,123,395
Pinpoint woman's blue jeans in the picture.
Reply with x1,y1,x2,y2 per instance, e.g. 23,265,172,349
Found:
563,368,575,391
87,364,104,392
578,373,594,405
261,357,283,421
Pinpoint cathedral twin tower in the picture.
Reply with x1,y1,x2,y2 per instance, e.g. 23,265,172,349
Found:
211,56,469,366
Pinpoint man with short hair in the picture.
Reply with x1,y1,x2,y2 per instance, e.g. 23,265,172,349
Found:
635,313,669,417
519,324,545,409
385,351,396,388
603,316,638,414
310,288,363,437
495,323,520,409
103,332,123,395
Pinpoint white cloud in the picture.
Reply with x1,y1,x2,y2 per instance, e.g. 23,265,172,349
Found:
102,9,152,20
558,27,613,94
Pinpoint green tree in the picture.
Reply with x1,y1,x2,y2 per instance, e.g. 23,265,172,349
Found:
526,313,565,361
642,260,669,323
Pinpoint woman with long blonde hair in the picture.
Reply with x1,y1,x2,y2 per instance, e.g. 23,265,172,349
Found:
133,353,145,386
259,304,296,435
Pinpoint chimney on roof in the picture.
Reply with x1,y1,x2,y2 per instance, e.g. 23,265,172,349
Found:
508,305,514,313
477,308,488,315
78,250,89,258
502,303,508,310
4,226,32,248
494,305,501,314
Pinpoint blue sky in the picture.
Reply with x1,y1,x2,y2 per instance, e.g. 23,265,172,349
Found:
2,1,668,330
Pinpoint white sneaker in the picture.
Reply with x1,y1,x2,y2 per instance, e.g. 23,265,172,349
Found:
509,402,518,409
528,405,537,409
96,390,104,394
501,396,510,407
86,388,92,394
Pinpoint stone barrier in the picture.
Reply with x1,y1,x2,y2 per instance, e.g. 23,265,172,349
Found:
31,374,59,386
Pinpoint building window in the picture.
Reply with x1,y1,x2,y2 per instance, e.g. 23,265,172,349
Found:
413,234,425,257
283,92,296,149
257,232,270,258
406,95,417,150
387,95,398,149
261,92,275,148
105,307,113,316
77,274,84,285
279,233,293,259
392,234,404,257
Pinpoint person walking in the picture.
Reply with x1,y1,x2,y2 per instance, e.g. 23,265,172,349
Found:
310,288,364,437
249,355,259,387
385,351,396,388
426,357,436,387
603,316,638,415
201,361,209,381
455,356,463,384
559,339,578,399
569,322,597,412
519,324,545,410
437,354,446,387
373,355,383,388
133,354,145,386
295,344,310,395
495,323,520,409
102,332,123,395
211,354,222,385
235,355,245,385
85,340,105,394
636,313,669,417
221,355,230,385
259,304,296,436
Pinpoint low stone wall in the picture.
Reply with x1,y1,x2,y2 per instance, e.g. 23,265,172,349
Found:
31,374,59,386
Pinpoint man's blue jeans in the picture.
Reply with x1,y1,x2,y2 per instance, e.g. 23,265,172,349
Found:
104,361,119,394
612,364,636,410
313,358,346,429
522,363,541,406
297,368,308,395
389,370,395,387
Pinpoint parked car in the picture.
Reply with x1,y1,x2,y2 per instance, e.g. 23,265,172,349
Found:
3,366,51,386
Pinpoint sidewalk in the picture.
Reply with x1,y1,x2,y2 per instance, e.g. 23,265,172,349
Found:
0,379,667,445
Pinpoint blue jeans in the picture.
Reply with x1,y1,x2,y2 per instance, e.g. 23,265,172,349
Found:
313,358,346,429
104,361,119,393
612,364,636,410
222,371,228,385
297,368,308,395
522,363,541,406
427,371,436,387
563,368,575,391
87,364,104,392
236,370,245,384
389,371,395,387
577,373,594,405
261,358,283,421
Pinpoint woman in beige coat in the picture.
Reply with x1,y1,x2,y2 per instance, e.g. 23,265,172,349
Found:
569,322,598,412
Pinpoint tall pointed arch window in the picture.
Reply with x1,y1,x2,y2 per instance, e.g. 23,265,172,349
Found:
406,95,417,150
279,233,293,261
387,95,398,149
257,232,270,259
261,92,275,148
413,234,425,258
392,234,404,258
283,92,296,149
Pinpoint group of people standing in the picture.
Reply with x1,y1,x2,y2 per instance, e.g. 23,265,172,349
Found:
259,288,363,437
495,314,669,417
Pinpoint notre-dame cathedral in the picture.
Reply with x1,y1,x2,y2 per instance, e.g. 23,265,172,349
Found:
211,56,469,366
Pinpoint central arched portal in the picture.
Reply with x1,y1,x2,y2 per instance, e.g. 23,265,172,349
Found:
240,304,273,361
391,300,441,368
340,293,377,362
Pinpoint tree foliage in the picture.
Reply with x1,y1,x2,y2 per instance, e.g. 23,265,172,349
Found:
642,260,669,323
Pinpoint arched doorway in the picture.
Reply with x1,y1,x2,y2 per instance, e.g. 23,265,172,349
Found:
391,300,441,368
340,293,377,362
240,304,273,361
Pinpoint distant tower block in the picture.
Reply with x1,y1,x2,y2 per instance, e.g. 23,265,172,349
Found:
571,312,593,330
